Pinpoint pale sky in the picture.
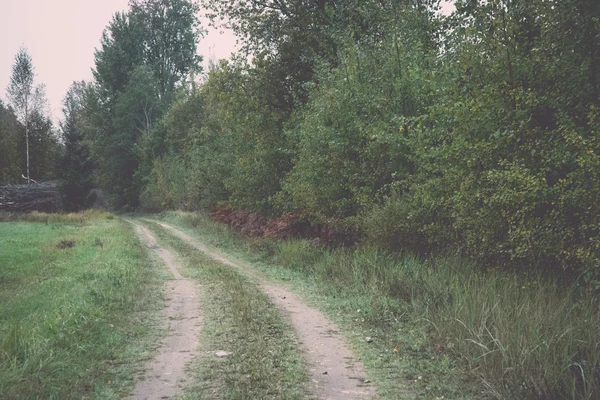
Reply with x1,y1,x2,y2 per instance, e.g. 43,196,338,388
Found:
0,0,239,123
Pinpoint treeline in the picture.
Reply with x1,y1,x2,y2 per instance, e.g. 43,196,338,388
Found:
1,49,88,211
33,0,600,279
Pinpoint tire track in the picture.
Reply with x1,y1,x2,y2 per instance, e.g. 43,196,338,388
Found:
148,220,377,400
127,222,202,400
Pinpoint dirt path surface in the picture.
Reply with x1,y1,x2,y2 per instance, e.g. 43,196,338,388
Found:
128,223,202,400
152,220,377,400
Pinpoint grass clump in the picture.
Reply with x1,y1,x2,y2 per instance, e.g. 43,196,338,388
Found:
159,211,600,400
0,215,163,399
140,220,308,400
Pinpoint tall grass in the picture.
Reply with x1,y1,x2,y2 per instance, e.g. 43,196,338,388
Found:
0,215,162,399
170,211,600,399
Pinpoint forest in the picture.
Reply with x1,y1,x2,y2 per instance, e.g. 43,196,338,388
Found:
2,1,599,272
1,0,600,398
4,0,598,280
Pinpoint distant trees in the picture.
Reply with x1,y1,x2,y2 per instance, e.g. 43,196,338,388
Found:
136,0,600,279
74,0,600,287
0,101,22,184
3,47,58,185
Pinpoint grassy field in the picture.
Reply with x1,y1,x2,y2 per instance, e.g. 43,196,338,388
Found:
154,211,600,400
137,219,309,400
0,211,164,399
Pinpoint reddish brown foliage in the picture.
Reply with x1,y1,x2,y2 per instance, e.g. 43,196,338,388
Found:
210,205,307,239
209,205,361,246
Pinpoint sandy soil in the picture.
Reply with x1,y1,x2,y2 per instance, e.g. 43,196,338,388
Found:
153,221,377,400
128,223,202,400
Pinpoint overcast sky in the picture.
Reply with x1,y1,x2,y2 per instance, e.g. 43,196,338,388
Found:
0,0,239,123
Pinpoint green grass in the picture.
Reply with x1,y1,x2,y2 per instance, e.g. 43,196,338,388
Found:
152,211,600,400
0,213,164,399
136,220,309,400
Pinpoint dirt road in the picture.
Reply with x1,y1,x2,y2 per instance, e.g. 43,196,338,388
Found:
128,223,203,400
152,220,377,400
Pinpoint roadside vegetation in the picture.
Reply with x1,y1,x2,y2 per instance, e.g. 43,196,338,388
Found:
0,211,164,399
154,211,600,399
137,219,309,400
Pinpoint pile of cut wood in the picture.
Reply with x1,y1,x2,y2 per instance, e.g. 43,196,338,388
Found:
0,181,62,212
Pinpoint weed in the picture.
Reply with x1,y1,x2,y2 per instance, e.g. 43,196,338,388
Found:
57,240,75,249
0,209,112,223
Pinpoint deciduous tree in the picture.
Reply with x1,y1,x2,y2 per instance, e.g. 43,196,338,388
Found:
6,48,47,183
88,0,202,207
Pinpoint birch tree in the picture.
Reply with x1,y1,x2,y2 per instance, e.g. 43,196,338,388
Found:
6,48,46,183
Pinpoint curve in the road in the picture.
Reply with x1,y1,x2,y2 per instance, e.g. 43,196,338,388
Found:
151,220,377,400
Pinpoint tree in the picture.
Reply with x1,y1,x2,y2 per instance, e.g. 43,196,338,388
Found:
59,82,94,210
130,0,202,102
202,0,336,108
88,0,202,208
6,48,47,183
27,109,58,181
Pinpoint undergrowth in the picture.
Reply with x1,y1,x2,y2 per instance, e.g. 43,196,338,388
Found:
159,211,600,400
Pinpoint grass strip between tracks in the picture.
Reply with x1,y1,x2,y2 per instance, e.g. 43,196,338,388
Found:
139,219,309,400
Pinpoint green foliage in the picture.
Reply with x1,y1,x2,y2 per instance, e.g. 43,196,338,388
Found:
142,59,294,213
59,82,95,211
82,0,600,279
369,0,600,276
139,0,600,280
0,102,22,184
207,59,294,213
276,1,437,219
139,85,235,211
130,0,202,102
140,151,187,210
26,110,59,181
363,195,432,254
203,0,337,105
86,0,202,208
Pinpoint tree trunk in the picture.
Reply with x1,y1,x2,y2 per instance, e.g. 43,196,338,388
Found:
26,125,30,183
25,96,30,183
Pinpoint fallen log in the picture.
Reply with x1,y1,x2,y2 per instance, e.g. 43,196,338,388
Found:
0,181,62,213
